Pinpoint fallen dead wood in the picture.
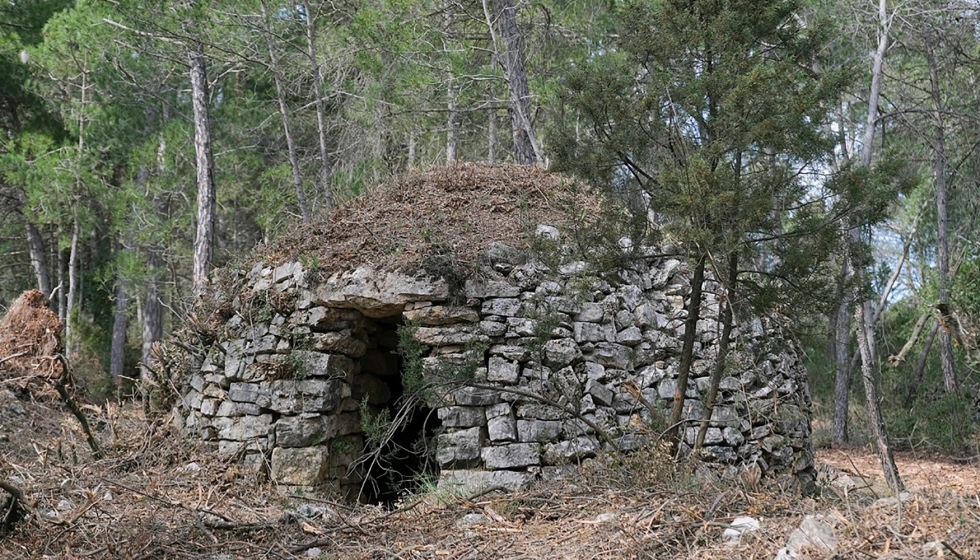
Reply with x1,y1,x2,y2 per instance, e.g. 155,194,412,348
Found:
0,479,27,534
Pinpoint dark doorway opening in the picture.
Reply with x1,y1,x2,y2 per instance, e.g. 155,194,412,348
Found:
359,316,441,507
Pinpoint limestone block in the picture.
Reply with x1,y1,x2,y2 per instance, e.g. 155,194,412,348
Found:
487,356,520,383
574,303,604,323
306,306,365,332
438,406,487,427
484,242,522,269
482,443,540,469
489,344,529,362
436,427,484,467
593,343,631,369
616,326,643,346
224,339,248,379
404,305,479,325
228,382,262,404
506,317,537,337
543,295,581,314
488,413,517,442
543,338,582,367
451,386,501,406
723,426,745,446
183,390,204,411
213,414,273,441
465,278,521,298
190,374,205,393
542,437,599,464
199,398,219,416
438,469,536,494
256,379,349,414
479,320,507,337
215,400,260,417
581,361,605,382
481,298,521,317
290,351,353,379
414,326,488,347
685,427,723,445
616,284,644,312
306,331,367,358
313,267,450,318
573,322,607,343
271,446,329,486
585,378,614,407
516,403,567,421
516,420,562,443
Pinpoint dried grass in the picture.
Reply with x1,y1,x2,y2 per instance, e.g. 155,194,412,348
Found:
258,162,598,277
2,398,978,559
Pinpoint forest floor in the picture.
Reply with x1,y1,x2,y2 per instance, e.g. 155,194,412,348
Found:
2,391,979,559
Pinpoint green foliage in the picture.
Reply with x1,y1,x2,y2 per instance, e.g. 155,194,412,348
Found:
359,396,392,451
885,393,977,454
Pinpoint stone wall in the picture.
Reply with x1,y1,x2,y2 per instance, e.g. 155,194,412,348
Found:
172,235,814,499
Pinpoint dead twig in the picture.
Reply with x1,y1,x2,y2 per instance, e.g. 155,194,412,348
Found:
53,354,103,459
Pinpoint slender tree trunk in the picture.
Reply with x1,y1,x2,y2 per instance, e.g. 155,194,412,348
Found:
141,249,164,385
694,252,737,454
24,220,51,298
488,103,498,163
188,37,216,297
446,82,458,163
487,0,542,165
832,254,853,446
835,0,902,486
57,246,67,325
261,0,308,221
854,297,904,492
923,25,957,394
110,275,129,384
445,3,457,164
666,253,706,448
303,2,333,211
65,218,80,360
904,320,939,408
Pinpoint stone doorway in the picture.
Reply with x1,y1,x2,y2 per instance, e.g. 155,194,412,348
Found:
357,316,441,506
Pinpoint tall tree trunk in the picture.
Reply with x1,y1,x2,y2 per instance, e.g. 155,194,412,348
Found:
694,251,737,454
110,274,129,384
488,103,498,163
486,0,542,165
261,0,309,221
835,0,902,486
303,2,333,211
854,297,904,492
832,254,853,446
445,3,458,164
923,25,957,394
666,253,706,448
446,82,458,163
188,38,216,297
24,220,51,298
57,246,67,325
904,320,939,408
65,218,80,360
141,249,164,387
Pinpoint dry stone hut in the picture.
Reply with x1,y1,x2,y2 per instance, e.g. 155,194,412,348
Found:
166,164,815,502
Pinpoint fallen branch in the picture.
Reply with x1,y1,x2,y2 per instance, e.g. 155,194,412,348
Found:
53,354,103,459
0,351,27,366
0,479,27,532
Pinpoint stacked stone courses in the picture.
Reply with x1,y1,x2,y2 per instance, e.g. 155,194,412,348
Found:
173,232,814,497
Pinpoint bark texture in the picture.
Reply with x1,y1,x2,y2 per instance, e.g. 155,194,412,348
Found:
489,0,542,165
189,38,216,297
